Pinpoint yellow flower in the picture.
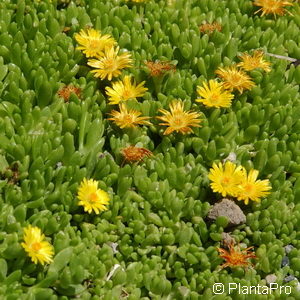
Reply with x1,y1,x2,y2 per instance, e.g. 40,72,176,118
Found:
253,0,293,17
218,241,256,269
77,178,110,214
74,28,116,58
236,169,271,204
215,66,255,94
125,0,147,2
196,80,234,108
87,46,133,81
144,60,176,77
21,225,54,265
208,161,245,197
121,146,153,164
57,85,81,102
107,103,151,128
237,50,271,72
105,75,148,105
157,101,202,135
199,22,222,34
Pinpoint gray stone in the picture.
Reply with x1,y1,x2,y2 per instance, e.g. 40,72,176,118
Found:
221,232,235,246
281,256,290,267
208,199,246,226
223,152,237,163
265,274,277,285
284,275,296,283
284,245,294,254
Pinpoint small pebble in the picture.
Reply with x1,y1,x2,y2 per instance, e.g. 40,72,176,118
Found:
56,162,63,168
284,275,296,283
281,256,290,267
284,245,294,254
223,152,236,163
221,232,235,247
265,274,277,285
208,199,246,226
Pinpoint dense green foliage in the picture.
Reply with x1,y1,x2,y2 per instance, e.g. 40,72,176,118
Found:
1,0,300,299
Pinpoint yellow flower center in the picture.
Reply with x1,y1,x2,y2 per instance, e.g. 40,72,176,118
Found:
89,192,99,202
32,242,42,252
123,115,133,123
265,1,279,9
210,93,220,102
89,40,100,49
231,74,243,84
104,58,117,71
122,89,133,100
130,149,140,157
172,116,184,127
261,0,286,13
221,177,230,185
231,253,244,264
246,58,259,68
244,183,253,193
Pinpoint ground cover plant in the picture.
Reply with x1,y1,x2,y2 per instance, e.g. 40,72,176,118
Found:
1,0,300,299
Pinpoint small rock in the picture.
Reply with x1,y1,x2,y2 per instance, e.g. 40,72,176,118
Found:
56,162,63,168
265,274,277,285
208,199,246,226
281,256,290,267
284,245,294,254
178,286,190,297
284,275,296,283
221,232,235,246
223,152,237,163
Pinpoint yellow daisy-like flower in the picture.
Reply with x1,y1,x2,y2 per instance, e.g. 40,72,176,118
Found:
236,169,271,204
125,0,147,3
122,146,153,164
196,80,234,108
218,241,256,269
21,225,54,265
199,22,222,34
144,60,176,77
107,103,151,128
74,28,116,58
87,46,133,81
253,0,293,17
208,161,245,197
157,101,202,135
215,66,255,94
57,85,81,102
237,50,271,72
77,178,110,214
105,75,148,105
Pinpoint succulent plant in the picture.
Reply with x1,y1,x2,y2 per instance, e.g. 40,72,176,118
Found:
1,0,300,298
